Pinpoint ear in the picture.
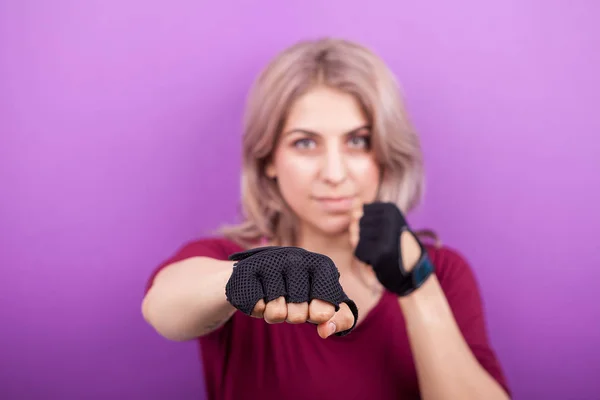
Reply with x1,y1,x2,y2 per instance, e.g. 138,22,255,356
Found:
265,161,277,179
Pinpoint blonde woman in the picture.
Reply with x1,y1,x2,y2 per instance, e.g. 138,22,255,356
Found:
142,38,511,400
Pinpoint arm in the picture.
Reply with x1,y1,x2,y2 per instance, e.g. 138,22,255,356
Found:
399,232,510,400
142,256,236,341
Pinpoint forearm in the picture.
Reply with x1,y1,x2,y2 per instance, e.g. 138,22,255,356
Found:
142,257,236,341
399,276,509,400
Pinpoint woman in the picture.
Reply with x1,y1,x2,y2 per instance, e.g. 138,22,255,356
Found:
142,37,511,400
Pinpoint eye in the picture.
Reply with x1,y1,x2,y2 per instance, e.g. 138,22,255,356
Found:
293,138,316,150
348,135,371,149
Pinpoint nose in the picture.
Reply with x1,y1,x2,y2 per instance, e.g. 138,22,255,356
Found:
320,144,347,185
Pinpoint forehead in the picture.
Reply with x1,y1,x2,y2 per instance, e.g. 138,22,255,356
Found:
283,86,368,135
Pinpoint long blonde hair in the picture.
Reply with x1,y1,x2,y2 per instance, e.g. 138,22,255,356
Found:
219,37,438,249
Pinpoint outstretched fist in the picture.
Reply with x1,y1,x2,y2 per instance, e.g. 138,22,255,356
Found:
226,246,359,337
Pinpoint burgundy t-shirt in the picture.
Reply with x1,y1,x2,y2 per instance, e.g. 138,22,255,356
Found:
146,237,510,400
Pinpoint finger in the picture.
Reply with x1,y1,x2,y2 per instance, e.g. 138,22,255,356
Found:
317,302,356,339
285,261,310,304
352,197,364,220
349,198,365,249
286,302,309,324
349,221,359,249
349,203,361,248
308,298,336,324
400,230,421,272
251,299,266,318
309,258,344,322
351,198,364,226
260,267,286,303
263,296,287,324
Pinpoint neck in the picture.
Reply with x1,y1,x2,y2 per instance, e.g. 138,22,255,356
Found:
270,222,382,295
294,225,356,274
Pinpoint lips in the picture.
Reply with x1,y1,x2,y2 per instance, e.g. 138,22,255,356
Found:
313,196,355,212
313,195,354,202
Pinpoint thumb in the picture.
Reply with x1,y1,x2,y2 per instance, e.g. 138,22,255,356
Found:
317,302,356,338
349,198,363,249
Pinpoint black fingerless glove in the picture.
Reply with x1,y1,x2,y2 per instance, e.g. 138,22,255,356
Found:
354,202,435,296
225,246,359,336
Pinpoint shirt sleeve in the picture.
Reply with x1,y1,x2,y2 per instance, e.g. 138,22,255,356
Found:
144,237,233,294
432,246,511,397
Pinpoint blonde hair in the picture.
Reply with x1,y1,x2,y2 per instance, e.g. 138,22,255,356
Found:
219,37,438,249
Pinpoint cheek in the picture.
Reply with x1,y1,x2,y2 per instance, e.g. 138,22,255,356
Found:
274,155,318,200
276,156,315,183
349,157,380,197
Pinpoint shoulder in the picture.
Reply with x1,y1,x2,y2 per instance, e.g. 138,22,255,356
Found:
424,243,470,269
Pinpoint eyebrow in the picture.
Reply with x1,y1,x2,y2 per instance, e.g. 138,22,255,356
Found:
283,124,371,137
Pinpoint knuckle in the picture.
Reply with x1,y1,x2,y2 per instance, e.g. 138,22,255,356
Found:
251,303,265,317
343,310,356,327
265,304,287,322
285,251,304,267
286,303,309,324
343,312,355,327
311,309,334,322
286,313,306,324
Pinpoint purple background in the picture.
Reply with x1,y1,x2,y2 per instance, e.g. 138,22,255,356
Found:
1,0,599,399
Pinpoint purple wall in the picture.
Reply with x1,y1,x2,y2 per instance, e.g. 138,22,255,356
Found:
1,1,599,399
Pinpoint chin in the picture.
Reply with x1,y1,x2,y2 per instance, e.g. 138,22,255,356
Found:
309,214,352,237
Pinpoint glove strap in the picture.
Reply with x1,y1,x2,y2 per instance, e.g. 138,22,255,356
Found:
334,299,359,337
397,239,435,297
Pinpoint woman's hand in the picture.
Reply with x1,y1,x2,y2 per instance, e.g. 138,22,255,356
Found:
225,246,359,338
352,201,429,295
350,200,420,270
348,199,363,250
251,296,356,339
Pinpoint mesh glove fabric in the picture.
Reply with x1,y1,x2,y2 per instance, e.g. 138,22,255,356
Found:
225,246,359,336
354,202,429,296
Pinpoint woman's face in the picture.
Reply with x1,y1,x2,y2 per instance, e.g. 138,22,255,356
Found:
266,86,381,237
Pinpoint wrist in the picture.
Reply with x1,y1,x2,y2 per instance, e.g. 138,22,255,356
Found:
397,273,444,325
389,234,435,297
